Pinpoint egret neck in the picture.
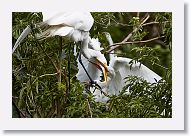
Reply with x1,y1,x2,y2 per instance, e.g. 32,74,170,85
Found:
80,36,108,83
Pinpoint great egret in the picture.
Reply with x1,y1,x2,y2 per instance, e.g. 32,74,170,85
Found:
77,33,162,102
76,38,105,82
76,38,109,102
12,11,108,84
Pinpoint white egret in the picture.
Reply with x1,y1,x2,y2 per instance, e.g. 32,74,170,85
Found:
12,11,108,84
77,33,162,102
76,38,106,82
76,38,109,102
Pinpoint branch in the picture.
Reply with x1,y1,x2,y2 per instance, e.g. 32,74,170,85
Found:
152,61,168,70
63,67,69,104
67,43,71,98
27,73,58,78
87,98,92,118
107,36,165,47
106,14,150,53
142,21,171,27
56,37,63,118
122,13,150,43
142,21,159,26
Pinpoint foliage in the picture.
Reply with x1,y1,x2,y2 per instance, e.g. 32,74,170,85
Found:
12,12,172,118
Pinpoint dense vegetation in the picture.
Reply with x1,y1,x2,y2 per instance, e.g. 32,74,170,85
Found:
12,12,172,118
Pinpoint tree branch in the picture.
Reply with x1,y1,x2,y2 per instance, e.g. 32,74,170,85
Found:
106,13,150,53
122,13,150,43
27,73,58,78
63,67,69,104
107,36,165,47
87,98,92,118
142,21,171,27
142,21,159,26
56,36,63,118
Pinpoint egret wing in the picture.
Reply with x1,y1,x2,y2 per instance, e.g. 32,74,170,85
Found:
42,12,94,31
108,71,124,95
113,57,162,83
36,26,74,39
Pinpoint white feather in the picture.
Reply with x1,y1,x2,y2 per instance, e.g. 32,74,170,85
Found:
113,57,162,83
43,11,94,31
76,55,102,82
89,38,104,51
12,26,31,53
12,11,94,53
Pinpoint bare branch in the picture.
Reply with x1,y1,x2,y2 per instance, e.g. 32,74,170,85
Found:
27,73,58,78
106,14,150,53
56,36,63,118
107,36,165,47
142,21,159,26
122,13,150,43
142,21,171,27
63,67,69,104
87,98,93,118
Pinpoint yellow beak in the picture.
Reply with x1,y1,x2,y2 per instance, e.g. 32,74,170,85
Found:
95,58,108,82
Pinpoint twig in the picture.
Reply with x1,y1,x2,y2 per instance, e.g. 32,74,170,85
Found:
67,43,71,96
142,21,171,27
142,21,159,26
25,98,33,117
58,37,63,84
106,14,150,53
87,98,92,118
107,36,165,47
152,61,168,70
56,36,63,118
55,97,61,118
122,13,150,43
63,67,69,104
27,73,58,78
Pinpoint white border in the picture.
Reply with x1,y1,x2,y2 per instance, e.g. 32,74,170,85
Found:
0,0,184,130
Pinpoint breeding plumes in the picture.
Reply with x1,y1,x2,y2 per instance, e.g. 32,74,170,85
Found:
77,33,162,102
12,11,108,83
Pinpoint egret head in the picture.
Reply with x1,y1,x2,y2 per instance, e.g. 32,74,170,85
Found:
87,37,109,83
88,38,104,51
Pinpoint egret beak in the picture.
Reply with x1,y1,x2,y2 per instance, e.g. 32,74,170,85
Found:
95,58,108,82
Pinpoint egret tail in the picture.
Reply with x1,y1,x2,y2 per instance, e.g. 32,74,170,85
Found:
12,25,31,53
